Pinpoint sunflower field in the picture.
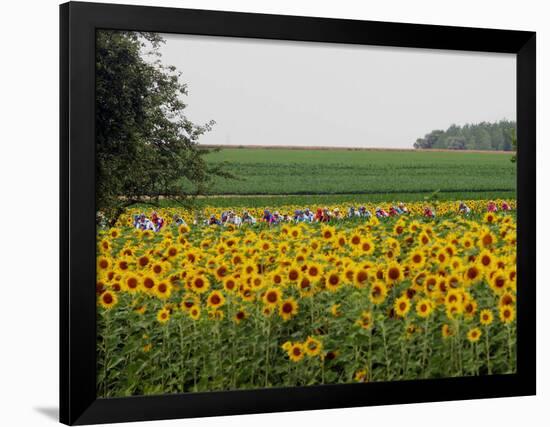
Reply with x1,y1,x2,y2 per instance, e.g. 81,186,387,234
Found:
96,200,517,397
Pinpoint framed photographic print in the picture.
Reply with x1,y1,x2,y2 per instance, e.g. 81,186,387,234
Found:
60,1,536,425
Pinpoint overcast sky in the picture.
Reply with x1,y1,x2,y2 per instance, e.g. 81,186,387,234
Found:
156,33,516,149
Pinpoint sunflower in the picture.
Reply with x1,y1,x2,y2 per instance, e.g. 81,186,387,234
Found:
268,270,284,287
359,238,375,255
463,299,478,319
304,336,323,357
499,292,516,307
178,224,190,234
354,268,369,288
165,245,179,258
97,256,111,271
325,270,342,292
464,264,482,285
441,323,454,339
154,281,172,300
257,240,272,252
141,274,156,293
180,292,199,311
241,261,256,276
206,290,226,309
263,287,282,306
394,295,411,317
466,327,482,343
478,228,496,248
418,232,431,246
499,305,516,324
214,263,230,280
320,225,335,240
277,242,290,256
483,212,497,224
424,274,438,295
478,250,494,270
240,286,255,302
223,276,238,293
369,281,388,305
124,274,140,293
461,236,475,250
156,307,171,324
393,222,406,235
234,308,247,324
356,311,373,330
306,263,323,281
250,274,264,290
349,233,362,246
98,239,111,253
490,272,508,294
415,298,434,318
150,261,167,276
445,289,463,307
191,275,210,294
409,249,426,269
184,250,199,264
479,309,494,326
287,264,302,283
298,276,315,297
373,264,385,281
435,249,449,266
189,304,201,321
445,302,463,320
99,291,118,309
407,220,421,233
330,303,342,317
386,262,403,284
287,342,305,362
354,368,368,383
279,298,299,321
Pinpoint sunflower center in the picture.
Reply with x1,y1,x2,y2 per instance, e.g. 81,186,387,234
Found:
267,292,278,303
389,268,399,280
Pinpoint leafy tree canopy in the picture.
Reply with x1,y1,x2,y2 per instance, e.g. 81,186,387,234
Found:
96,31,232,224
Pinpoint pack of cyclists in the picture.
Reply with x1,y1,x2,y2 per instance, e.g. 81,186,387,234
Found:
129,200,511,231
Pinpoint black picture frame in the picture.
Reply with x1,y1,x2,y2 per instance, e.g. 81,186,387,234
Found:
60,1,536,425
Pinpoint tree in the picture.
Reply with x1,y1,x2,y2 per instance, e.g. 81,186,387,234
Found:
446,136,466,150
96,31,232,225
413,120,516,151
509,128,517,163
476,128,492,150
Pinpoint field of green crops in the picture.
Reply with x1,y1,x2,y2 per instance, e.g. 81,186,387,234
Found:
198,148,516,198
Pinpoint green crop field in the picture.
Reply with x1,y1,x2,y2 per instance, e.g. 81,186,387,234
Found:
193,148,516,200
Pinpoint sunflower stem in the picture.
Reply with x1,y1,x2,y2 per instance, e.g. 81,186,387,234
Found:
265,317,271,387
179,320,185,392
484,327,492,375
507,324,514,373
421,317,430,378
380,321,391,380
102,310,111,398
192,320,198,392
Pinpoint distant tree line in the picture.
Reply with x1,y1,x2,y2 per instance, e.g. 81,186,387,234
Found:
413,120,516,151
